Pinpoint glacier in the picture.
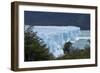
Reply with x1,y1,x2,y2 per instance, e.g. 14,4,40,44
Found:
34,26,81,58
25,25,81,58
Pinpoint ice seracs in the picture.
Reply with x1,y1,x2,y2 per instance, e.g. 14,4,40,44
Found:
33,26,80,58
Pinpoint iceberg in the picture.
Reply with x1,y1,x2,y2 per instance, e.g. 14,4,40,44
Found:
25,25,80,58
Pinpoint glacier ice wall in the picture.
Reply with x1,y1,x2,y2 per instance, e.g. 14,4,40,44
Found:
33,26,80,58
25,25,80,58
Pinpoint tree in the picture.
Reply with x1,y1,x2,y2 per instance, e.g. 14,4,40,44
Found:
63,41,72,53
24,25,54,61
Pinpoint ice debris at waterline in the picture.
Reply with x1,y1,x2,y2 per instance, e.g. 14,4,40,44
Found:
25,25,81,58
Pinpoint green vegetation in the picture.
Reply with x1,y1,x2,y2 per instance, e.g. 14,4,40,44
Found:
56,41,90,60
63,42,72,53
24,26,54,61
